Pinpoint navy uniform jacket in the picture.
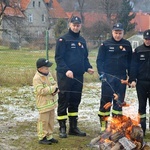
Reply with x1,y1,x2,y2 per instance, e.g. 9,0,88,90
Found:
55,29,92,76
97,37,132,76
129,44,150,82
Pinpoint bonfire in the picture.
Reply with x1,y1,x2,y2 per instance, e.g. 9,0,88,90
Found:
89,115,150,150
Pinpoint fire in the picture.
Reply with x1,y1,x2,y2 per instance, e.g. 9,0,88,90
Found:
89,112,149,149
107,115,140,136
98,115,145,150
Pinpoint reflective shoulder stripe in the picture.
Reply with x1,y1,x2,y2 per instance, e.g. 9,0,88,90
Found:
49,76,54,81
48,76,56,84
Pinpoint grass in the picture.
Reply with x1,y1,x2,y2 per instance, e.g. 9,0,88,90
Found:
0,46,99,86
1,46,150,149
8,121,97,150
0,46,99,149
4,120,150,150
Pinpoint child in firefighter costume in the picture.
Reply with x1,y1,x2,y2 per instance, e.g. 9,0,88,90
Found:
33,58,59,145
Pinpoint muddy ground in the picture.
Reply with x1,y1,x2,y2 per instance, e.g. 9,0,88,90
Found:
0,83,150,150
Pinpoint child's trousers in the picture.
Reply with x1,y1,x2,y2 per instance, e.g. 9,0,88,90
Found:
37,109,55,140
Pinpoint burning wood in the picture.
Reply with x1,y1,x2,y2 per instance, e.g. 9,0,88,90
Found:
89,115,150,150
109,131,124,143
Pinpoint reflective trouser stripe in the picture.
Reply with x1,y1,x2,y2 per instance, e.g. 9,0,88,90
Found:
57,115,68,120
57,112,79,120
140,114,150,118
140,114,146,118
101,121,107,132
38,121,43,140
112,109,122,115
68,112,78,117
98,111,110,116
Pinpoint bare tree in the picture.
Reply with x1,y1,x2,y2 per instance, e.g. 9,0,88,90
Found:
0,0,10,25
116,0,136,33
77,0,85,23
98,0,122,24
0,0,30,48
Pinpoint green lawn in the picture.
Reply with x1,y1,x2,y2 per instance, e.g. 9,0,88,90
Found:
0,46,99,86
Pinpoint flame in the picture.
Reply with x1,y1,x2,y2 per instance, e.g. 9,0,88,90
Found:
99,114,145,149
101,115,141,141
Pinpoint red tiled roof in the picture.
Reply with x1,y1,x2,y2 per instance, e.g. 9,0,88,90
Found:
48,0,68,19
133,12,150,32
3,7,25,17
67,11,150,32
20,0,30,11
66,12,106,28
0,2,24,17
44,0,50,3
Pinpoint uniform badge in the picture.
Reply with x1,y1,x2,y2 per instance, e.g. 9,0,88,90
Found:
122,48,126,51
119,46,123,49
78,42,81,46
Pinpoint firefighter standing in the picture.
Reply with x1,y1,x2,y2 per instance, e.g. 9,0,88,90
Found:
55,16,94,138
33,58,59,145
96,23,132,132
129,29,150,136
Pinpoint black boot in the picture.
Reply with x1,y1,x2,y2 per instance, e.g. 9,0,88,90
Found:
39,137,52,145
68,117,86,136
58,120,67,138
140,118,146,136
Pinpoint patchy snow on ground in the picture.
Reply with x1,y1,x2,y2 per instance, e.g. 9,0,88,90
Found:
1,82,150,150
0,82,150,129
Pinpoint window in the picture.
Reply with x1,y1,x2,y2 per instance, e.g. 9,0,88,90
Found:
38,1,41,7
28,14,33,22
132,41,139,51
35,31,40,37
33,1,35,7
42,14,45,22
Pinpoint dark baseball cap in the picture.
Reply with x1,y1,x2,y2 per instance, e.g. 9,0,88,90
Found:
36,58,53,68
143,29,150,39
70,16,81,24
112,23,124,31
